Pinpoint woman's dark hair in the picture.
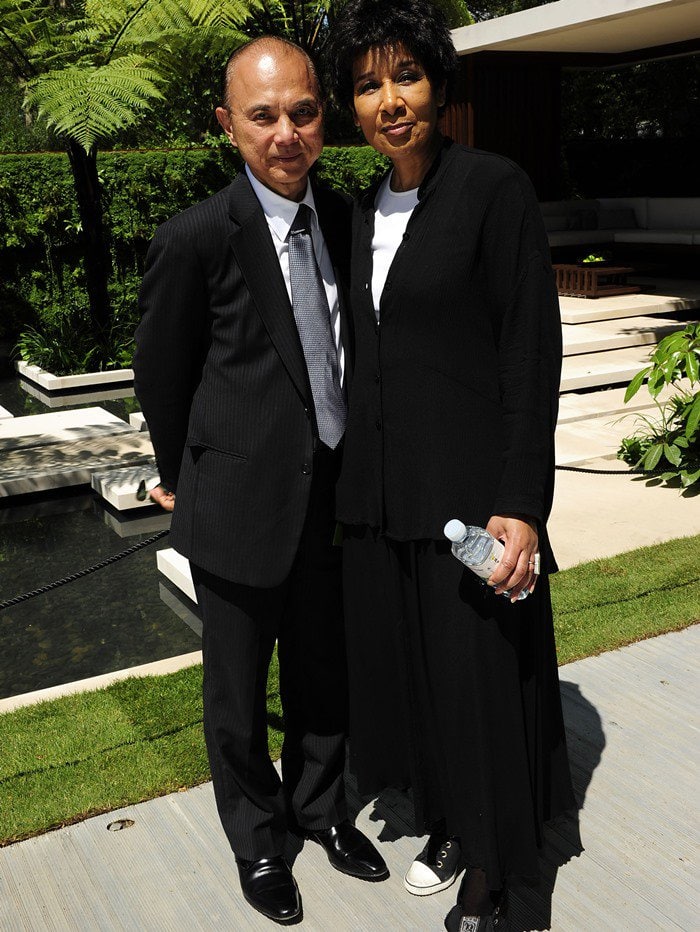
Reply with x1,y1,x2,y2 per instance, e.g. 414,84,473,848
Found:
325,0,459,109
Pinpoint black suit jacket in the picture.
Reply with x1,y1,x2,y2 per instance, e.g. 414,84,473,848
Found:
134,171,351,587
336,140,561,570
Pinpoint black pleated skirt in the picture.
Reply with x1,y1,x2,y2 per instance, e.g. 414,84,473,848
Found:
342,526,578,890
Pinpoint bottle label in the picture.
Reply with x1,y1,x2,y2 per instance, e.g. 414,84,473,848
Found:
468,537,505,581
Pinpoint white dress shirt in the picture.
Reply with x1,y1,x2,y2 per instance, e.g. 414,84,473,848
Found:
246,165,345,383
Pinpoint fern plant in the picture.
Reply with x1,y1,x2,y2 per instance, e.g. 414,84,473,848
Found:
617,323,700,489
1,0,257,367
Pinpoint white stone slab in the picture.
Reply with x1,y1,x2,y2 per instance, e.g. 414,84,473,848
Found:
15,360,134,391
560,346,652,392
159,583,202,638
557,380,692,425
91,464,160,511
129,412,147,431
20,379,135,409
561,316,682,356
0,433,155,497
100,507,171,539
555,419,626,465
0,405,14,419
157,547,197,603
559,278,700,324
0,406,130,448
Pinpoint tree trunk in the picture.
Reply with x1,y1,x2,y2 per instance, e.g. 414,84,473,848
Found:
66,140,111,357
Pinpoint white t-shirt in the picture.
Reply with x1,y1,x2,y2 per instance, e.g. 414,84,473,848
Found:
371,173,419,316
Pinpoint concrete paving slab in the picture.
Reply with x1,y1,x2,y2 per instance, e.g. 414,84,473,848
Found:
91,463,160,510
557,381,691,425
100,506,171,539
1,626,697,931
549,459,699,569
561,316,679,356
19,379,135,409
157,547,197,603
560,346,652,392
129,412,147,431
15,360,134,391
559,278,700,324
0,406,130,448
0,432,155,497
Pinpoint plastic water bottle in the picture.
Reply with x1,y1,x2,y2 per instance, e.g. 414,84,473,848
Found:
444,519,529,600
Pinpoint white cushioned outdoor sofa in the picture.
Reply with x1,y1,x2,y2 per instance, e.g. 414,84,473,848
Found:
540,197,700,249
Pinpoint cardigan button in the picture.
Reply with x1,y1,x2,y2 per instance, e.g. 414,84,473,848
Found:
301,463,312,475
375,419,382,431
374,372,380,383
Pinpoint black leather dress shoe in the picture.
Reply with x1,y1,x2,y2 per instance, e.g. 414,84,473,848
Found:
307,820,389,880
236,856,301,923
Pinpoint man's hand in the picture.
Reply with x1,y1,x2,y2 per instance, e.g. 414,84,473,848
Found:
150,484,175,512
485,514,539,602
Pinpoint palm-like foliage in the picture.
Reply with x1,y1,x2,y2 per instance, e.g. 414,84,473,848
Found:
0,0,257,360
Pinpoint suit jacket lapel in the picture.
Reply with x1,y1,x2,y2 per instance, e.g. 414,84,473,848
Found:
226,173,311,406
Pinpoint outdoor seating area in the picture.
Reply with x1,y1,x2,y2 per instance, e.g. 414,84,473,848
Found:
541,196,700,250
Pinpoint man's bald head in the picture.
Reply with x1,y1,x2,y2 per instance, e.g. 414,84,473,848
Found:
221,37,322,112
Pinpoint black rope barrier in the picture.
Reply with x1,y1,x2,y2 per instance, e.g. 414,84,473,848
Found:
555,464,652,476
0,529,170,613
0,464,664,613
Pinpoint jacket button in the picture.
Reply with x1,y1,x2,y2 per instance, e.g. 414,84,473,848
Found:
304,407,310,418
375,419,382,431
301,463,312,475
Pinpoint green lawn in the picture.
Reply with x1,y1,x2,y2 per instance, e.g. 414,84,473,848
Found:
1,535,698,847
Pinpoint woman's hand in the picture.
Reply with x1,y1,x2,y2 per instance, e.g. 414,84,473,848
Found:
150,484,175,512
485,514,539,602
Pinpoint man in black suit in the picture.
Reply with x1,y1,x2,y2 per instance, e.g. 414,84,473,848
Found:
134,36,387,924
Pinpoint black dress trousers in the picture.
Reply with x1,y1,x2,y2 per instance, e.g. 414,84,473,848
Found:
191,445,348,860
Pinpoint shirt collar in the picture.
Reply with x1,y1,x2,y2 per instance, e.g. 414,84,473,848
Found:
245,164,318,243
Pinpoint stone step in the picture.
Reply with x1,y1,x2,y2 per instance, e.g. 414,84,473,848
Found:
91,463,160,511
0,406,131,449
557,380,691,425
560,346,653,392
559,278,700,324
129,412,147,431
562,316,680,356
20,380,135,409
0,407,154,497
157,547,196,603
0,405,13,419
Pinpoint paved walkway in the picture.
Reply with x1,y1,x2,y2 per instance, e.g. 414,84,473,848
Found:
2,625,697,931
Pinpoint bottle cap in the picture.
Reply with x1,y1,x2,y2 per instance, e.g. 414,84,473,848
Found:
444,519,467,542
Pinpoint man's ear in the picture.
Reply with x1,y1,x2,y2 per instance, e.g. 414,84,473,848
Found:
215,107,237,147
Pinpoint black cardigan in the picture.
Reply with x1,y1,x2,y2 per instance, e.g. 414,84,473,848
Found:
336,140,562,567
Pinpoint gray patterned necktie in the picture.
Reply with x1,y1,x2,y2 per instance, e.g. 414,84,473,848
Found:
288,203,346,450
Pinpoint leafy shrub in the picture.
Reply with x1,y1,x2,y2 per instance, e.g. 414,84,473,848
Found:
617,323,700,489
0,145,386,347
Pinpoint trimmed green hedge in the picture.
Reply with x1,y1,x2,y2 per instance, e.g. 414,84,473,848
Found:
0,145,388,339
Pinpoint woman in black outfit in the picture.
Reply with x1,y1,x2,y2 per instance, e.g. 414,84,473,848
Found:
326,1,578,929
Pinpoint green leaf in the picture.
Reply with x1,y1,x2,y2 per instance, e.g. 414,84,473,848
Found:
642,443,664,471
681,467,700,488
663,443,682,466
624,367,650,402
685,350,699,384
685,393,700,437
648,367,667,397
